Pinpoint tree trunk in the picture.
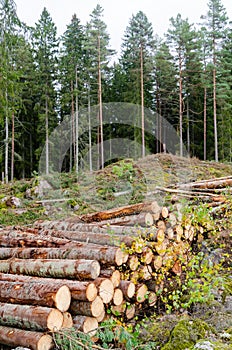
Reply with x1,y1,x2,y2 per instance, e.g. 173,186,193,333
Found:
0,325,53,350
11,112,14,182
0,258,100,280
88,83,93,172
45,95,49,174
70,296,104,318
34,228,133,247
75,65,79,173
179,50,183,157
0,280,71,312
5,111,9,184
204,86,207,160
0,244,128,266
0,273,97,302
98,35,104,169
179,176,232,189
0,231,70,248
140,44,145,158
0,302,63,331
79,201,161,223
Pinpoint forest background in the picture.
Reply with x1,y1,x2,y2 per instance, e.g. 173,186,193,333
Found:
0,0,232,182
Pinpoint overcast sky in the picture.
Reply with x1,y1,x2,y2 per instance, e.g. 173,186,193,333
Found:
15,0,232,54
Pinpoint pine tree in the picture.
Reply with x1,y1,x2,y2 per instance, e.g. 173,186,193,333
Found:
32,7,59,174
59,14,85,172
167,14,202,157
0,0,21,182
84,4,114,168
201,0,228,161
120,11,155,157
154,41,178,153
217,24,232,161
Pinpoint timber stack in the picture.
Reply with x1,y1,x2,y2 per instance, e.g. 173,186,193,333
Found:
0,193,227,349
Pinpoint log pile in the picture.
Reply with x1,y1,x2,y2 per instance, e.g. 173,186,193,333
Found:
0,193,227,349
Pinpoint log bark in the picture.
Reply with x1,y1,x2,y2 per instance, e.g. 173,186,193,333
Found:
35,220,150,235
0,325,53,350
70,296,104,318
0,258,100,280
0,231,70,248
179,176,232,190
0,273,97,302
0,280,71,312
79,201,162,223
0,302,63,331
0,244,128,266
35,228,133,247
73,316,98,336
93,278,114,304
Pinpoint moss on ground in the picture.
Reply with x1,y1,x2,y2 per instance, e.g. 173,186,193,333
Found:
160,318,213,350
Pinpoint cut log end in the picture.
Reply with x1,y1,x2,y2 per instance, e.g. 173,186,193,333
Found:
37,334,54,350
97,278,114,304
47,309,63,331
95,309,106,323
115,248,129,266
113,288,124,306
62,312,73,329
86,283,98,302
54,285,71,312
119,281,135,299
73,316,98,336
136,284,148,303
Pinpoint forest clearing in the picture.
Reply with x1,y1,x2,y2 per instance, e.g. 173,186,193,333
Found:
0,154,231,349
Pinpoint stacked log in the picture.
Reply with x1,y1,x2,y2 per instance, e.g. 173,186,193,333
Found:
0,199,215,348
